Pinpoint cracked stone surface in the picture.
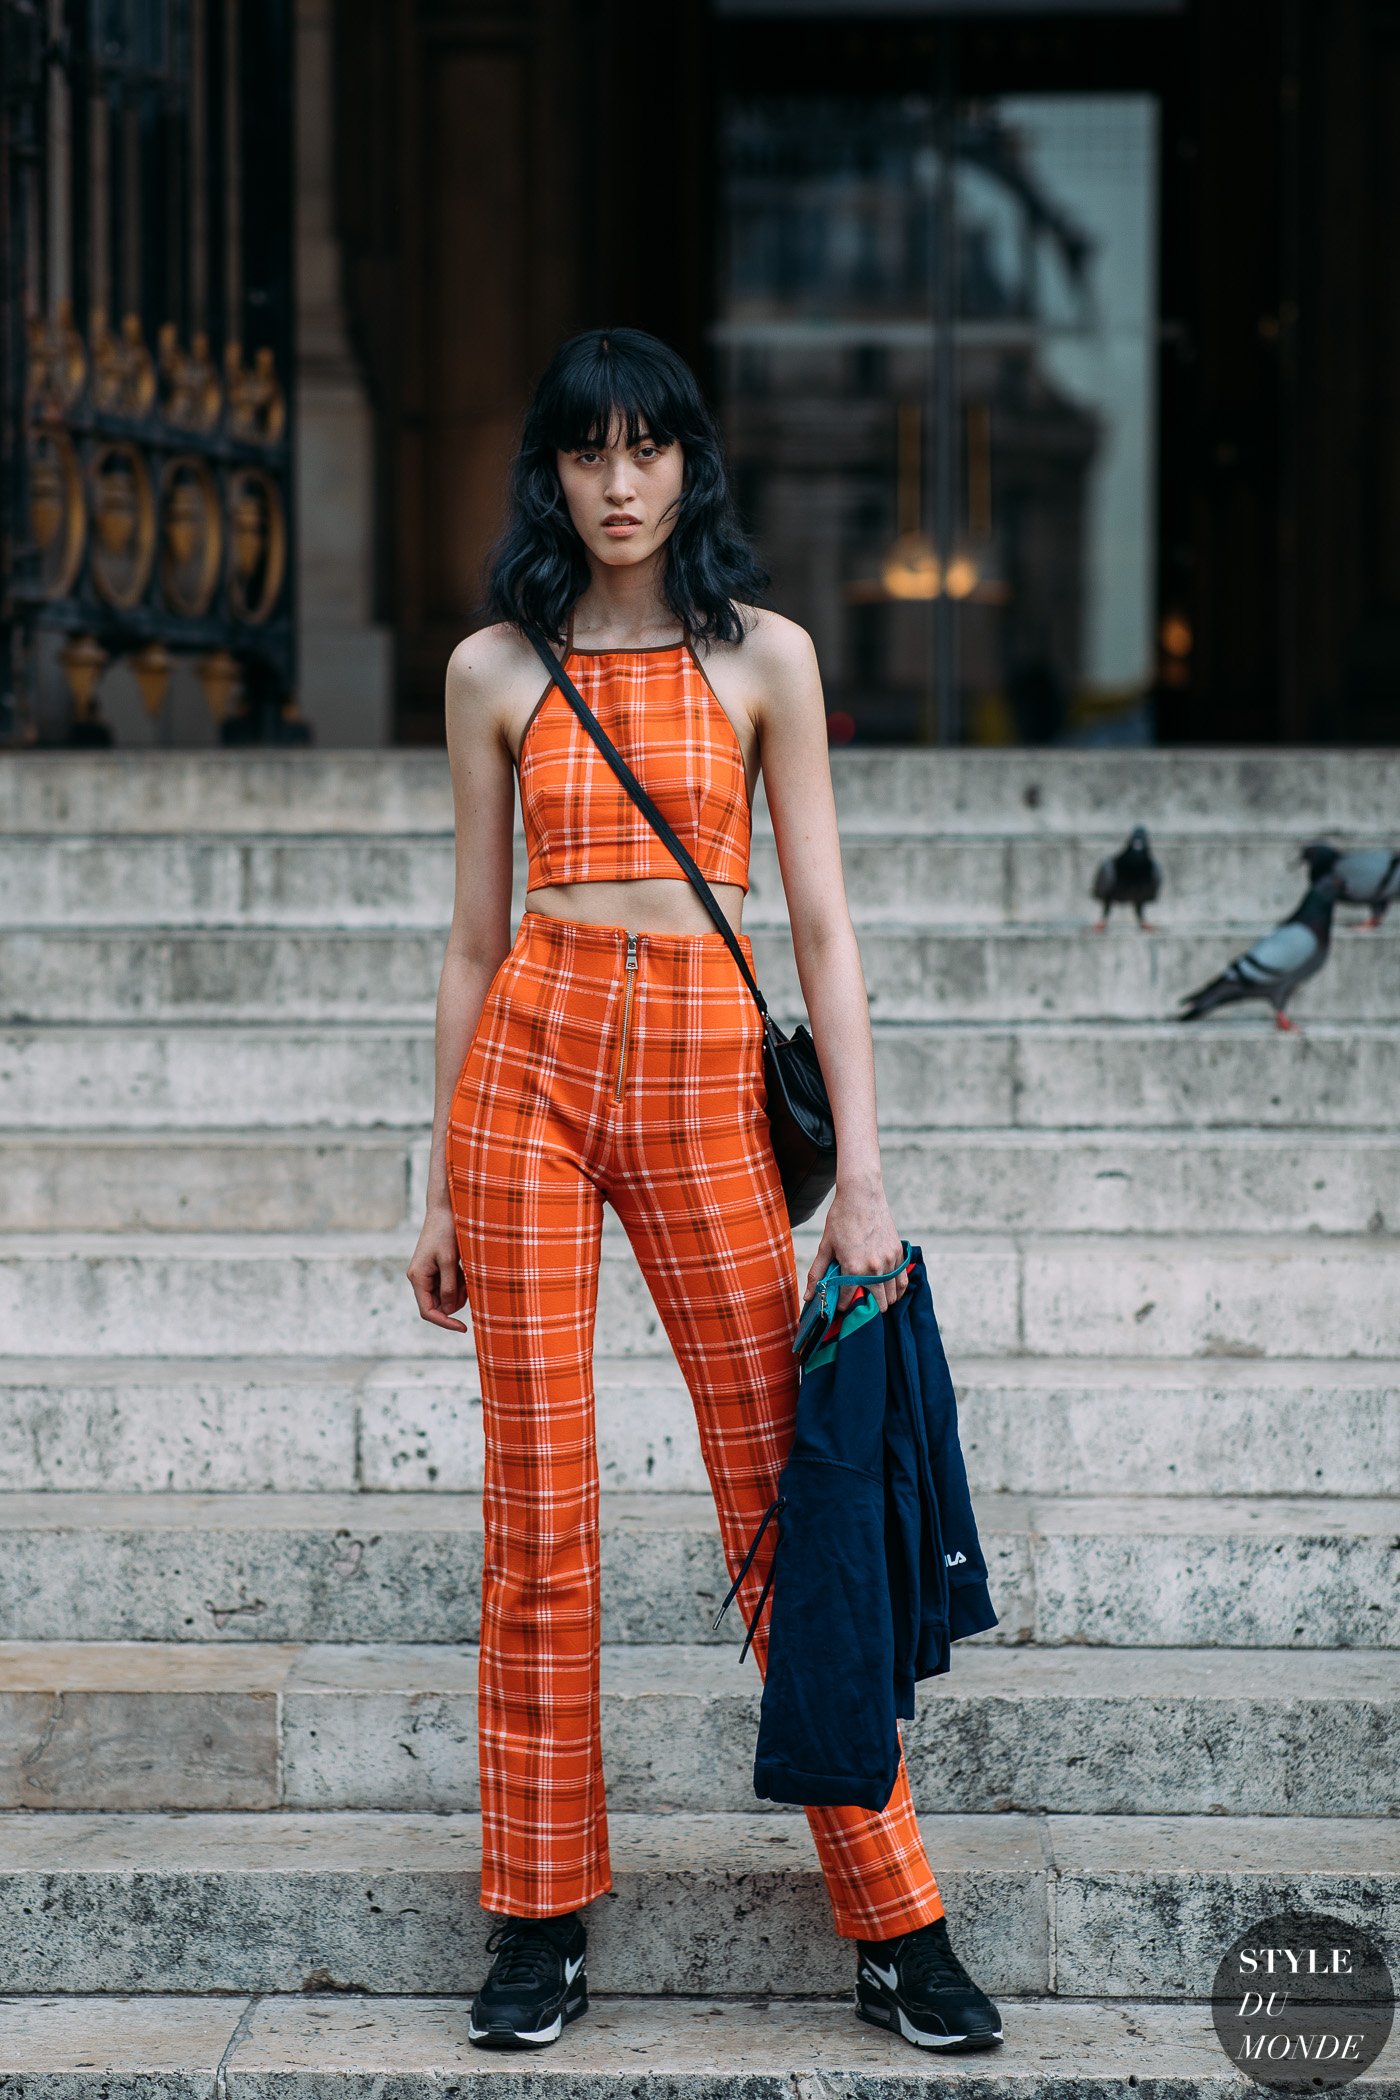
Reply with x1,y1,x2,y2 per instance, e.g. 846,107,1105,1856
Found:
0,1994,1395,2094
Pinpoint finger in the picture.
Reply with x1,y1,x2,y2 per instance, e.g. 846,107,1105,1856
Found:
420,1270,468,1329
419,1305,469,1333
411,1259,463,1326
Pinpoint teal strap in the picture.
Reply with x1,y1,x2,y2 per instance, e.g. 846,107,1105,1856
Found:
816,1239,912,1290
795,1239,915,1363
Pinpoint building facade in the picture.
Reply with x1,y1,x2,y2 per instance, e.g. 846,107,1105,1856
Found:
5,0,1400,747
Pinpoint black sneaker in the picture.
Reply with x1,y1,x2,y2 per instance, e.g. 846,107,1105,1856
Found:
855,1914,1003,2051
467,1910,588,2049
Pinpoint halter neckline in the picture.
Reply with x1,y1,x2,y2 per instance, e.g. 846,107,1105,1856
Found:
564,606,690,655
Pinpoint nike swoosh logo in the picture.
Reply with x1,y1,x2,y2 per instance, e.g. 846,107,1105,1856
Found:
862,1959,899,1990
564,1952,584,1984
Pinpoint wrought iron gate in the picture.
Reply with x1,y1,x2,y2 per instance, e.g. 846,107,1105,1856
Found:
1,0,301,746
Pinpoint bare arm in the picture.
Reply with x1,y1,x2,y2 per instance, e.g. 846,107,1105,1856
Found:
406,632,519,1331
750,613,910,1318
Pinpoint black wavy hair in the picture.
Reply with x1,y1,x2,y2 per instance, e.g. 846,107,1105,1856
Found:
482,326,769,646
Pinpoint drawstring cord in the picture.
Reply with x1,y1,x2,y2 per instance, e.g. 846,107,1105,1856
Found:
711,1494,787,1663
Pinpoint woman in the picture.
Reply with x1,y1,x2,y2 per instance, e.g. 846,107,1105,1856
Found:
406,326,1001,2057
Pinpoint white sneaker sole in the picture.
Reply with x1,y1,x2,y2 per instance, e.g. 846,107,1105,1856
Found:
468,2012,564,2046
857,1990,1003,2050
467,1981,587,2050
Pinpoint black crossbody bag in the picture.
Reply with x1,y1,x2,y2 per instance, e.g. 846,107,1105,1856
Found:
523,622,838,1227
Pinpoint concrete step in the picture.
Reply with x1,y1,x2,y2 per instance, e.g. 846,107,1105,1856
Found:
6,746,1399,835
0,1807,1392,1997
0,1638,1392,1817
0,1490,1389,1648
6,925,1397,1025
2,828,1380,931
0,1355,1390,1499
0,1130,413,1233
2,1127,1395,1236
3,1231,1397,1359
5,1020,1398,1132
0,1229,1014,1358
9,1993,1389,2099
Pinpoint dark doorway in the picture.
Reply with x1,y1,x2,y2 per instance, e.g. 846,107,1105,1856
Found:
331,0,1400,748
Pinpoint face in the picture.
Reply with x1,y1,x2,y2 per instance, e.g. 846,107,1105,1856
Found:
555,418,686,568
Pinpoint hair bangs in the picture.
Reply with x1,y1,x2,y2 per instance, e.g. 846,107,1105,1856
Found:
544,341,685,456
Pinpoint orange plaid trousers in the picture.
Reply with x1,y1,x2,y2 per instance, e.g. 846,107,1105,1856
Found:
445,907,945,1938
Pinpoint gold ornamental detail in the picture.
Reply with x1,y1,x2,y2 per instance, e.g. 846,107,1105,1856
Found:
225,341,285,444
225,466,286,624
195,649,243,724
159,454,223,618
158,324,224,432
57,633,109,724
89,308,158,419
29,428,87,599
129,641,175,719
88,441,157,611
25,298,88,413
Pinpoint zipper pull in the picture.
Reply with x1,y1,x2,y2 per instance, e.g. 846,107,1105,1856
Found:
613,932,640,1104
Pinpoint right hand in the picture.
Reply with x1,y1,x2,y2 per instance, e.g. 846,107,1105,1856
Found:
407,1201,469,1332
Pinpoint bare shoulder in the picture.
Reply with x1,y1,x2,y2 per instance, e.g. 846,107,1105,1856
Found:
722,605,822,732
730,603,818,679
446,620,542,708
445,621,548,757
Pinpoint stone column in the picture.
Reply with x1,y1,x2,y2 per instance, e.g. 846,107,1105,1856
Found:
294,0,393,745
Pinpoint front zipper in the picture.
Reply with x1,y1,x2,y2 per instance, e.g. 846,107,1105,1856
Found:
613,932,639,1101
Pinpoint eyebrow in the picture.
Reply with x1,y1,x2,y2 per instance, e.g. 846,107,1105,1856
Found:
578,430,659,449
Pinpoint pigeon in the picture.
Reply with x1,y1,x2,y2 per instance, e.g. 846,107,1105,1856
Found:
1299,840,1400,928
1177,872,1341,1032
1091,825,1162,930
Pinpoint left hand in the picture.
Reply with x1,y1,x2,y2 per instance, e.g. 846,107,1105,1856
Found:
801,1176,910,1319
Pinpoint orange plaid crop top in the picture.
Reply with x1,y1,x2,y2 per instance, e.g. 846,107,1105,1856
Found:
516,609,752,893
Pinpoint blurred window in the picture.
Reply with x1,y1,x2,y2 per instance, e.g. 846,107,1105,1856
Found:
712,92,1158,746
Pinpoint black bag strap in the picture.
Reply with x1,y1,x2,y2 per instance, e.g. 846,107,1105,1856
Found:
523,622,770,1022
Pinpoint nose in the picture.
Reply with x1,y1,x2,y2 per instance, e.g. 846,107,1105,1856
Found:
603,454,637,507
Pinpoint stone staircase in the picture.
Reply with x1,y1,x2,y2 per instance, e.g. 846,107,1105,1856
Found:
0,747,1395,2094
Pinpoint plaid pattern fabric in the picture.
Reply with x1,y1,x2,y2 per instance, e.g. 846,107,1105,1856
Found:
517,636,752,893
445,908,945,1938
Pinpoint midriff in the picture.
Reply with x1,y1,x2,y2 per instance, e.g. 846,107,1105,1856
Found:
524,876,746,940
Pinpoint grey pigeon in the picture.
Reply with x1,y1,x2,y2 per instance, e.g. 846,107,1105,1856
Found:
1177,873,1341,1031
1091,825,1162,930
1300,839,1400,928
